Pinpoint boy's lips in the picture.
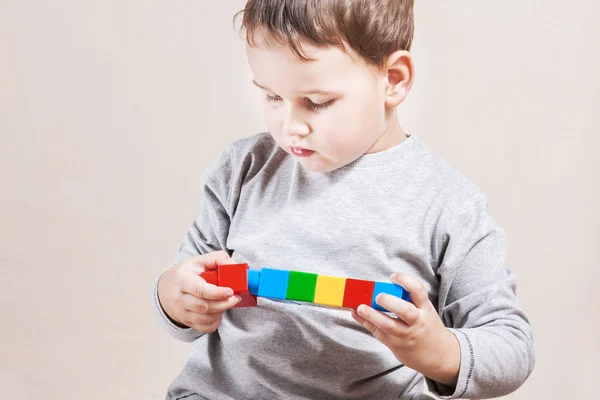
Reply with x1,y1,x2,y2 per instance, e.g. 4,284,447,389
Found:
290,146,315,157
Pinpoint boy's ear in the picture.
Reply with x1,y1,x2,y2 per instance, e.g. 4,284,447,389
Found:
383,50,414,108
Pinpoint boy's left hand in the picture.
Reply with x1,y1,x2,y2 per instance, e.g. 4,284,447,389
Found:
351,272,460,387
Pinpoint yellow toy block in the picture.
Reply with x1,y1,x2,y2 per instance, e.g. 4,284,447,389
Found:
314,275,346,307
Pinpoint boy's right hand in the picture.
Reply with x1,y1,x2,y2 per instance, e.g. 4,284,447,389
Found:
157,251,241,333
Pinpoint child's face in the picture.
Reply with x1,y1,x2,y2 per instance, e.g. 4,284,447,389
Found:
246,32,405,173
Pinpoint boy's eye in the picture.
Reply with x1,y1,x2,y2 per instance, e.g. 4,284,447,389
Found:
266,94,282,103
265,94,334,112
306,99,334,111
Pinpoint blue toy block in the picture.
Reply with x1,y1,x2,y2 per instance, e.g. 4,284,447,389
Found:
372,282,406,312
247,269,261,295
257,268,290,300
402,289,411,303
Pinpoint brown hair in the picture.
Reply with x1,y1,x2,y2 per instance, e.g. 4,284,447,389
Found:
234,0,414,69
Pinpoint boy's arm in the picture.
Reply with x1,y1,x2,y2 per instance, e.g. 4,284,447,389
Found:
428,192,535,399
152,147,235,342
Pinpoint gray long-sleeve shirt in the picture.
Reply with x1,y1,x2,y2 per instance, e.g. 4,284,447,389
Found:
153,133,535,400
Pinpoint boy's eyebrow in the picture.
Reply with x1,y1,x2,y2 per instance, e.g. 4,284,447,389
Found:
252,80,341,96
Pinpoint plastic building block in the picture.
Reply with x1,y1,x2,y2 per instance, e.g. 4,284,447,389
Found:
218,263,249,294
342,278,375,309
200,270,218,286
247,269,261,295
314,275,346,307
371,282,405,312
286,271,318,302
402,290,411,302
257,268,290,299
234,292,258,308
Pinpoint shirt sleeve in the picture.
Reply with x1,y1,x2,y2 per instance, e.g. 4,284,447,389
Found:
152,147,235,342
426,192,535,399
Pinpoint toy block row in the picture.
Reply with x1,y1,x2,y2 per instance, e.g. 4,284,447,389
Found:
201,264,411,312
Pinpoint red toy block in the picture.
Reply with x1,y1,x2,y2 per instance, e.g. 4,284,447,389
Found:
218,263,249,294
200,270,218,285
234,292,258,308
342,278,375,309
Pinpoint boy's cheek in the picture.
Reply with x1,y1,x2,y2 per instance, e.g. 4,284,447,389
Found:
265,126,285,145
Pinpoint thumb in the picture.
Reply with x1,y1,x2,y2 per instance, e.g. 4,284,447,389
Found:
191,251,232,271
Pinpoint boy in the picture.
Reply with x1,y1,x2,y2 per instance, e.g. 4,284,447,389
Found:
154,1,535,399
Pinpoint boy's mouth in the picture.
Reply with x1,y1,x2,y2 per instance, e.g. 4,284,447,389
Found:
290,147,315,157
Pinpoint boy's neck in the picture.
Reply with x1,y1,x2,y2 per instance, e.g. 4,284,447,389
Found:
366,115,407,154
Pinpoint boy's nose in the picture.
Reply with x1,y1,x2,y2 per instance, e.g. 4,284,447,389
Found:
282,109,310,137
283,121,310,137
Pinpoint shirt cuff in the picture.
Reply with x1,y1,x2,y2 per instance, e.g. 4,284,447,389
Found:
426,328,474,399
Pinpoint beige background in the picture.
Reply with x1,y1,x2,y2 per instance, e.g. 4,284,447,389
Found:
1,1,598,399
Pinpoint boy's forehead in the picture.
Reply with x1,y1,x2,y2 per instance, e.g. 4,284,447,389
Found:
246,36,367,91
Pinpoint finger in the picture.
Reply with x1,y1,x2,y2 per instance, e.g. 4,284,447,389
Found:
181,275,234,300
375,293,420,325
356,304,406,336
182,261,203,275
390,272,429,308
183,293,241,314
199,282,237,300
351,309,366,324
190,251,232,271
182,310,222,331
351,309,385,338
201,318,222,333
351,308,378,333
353,307,392,343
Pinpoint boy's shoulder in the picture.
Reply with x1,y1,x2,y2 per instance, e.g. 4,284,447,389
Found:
202,132,283,183
411,136,488,208
226,132,281,161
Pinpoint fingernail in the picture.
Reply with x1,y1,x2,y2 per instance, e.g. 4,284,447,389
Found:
226,289,234,296
235,295,242,303
357,305,365,314
391,273,398,280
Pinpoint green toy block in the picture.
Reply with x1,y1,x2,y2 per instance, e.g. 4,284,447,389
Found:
286,271,318,302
